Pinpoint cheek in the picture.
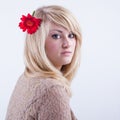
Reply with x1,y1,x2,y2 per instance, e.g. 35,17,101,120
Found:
45,41,59,55
72,40,76,50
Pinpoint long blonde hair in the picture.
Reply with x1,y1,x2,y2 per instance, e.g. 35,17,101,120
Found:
24,5,82,95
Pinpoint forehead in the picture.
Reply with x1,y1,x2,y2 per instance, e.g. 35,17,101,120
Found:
48,23,69,33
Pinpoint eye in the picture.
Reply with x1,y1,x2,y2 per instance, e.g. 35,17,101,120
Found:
52,34,61,39
68,33,75,39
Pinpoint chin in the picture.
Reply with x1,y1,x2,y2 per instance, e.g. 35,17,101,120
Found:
62,59,72,65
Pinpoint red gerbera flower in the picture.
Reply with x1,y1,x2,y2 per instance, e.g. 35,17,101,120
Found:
19,13,42,34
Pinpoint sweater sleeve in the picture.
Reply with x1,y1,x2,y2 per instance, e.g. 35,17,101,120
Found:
37,85,72,120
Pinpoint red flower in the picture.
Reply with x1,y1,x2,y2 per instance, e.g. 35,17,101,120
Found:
19,13,42,34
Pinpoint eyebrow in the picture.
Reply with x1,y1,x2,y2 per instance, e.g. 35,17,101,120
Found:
50,29,63,33
50,29,73,34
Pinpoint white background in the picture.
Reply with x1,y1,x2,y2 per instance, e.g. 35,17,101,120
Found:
0,0,120,120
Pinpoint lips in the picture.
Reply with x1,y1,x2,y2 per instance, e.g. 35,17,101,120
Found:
61,51,72,56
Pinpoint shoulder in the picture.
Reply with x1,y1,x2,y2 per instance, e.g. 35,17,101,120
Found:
24,80,71,119
19,74,63,89
34,77,69,100
19,74,69,100
44,83,70,106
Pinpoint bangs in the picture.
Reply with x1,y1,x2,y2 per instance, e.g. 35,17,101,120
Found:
46,12,78,34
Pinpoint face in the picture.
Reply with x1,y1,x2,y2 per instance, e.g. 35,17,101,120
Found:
45,23,76,70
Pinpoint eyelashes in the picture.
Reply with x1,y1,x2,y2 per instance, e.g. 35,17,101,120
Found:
51,33,75,40
68,33,75,38
52,34,61,39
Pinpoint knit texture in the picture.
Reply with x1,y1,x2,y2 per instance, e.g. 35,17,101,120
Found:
5,74,77,120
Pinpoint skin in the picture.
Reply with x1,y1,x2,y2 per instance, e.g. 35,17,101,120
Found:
45,23,76,70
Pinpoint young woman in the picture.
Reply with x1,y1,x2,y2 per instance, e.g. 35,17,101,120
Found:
5,5,82,120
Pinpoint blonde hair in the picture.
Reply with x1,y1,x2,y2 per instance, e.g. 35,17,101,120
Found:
24,5,82,95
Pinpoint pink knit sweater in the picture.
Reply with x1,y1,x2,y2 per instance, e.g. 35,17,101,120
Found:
5,74,77,120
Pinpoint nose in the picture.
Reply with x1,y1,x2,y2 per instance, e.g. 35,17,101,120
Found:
62,37,70,48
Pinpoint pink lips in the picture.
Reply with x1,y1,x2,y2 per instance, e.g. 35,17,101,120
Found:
61,51,72,56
